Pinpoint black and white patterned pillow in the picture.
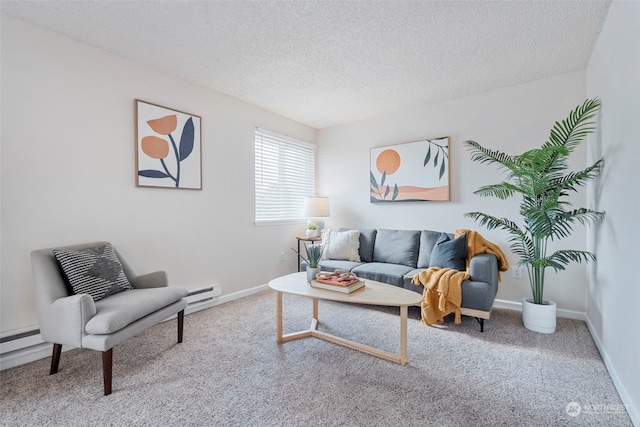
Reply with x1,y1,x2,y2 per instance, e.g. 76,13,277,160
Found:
53,243,133,302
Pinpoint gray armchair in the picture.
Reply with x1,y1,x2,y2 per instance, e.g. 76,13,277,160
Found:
31,242,188,395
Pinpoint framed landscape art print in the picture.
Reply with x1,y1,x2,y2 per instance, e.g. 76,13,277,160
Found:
370,137,449,202
135,99,202,190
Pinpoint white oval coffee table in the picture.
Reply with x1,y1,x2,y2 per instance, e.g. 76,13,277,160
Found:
268,272,423,365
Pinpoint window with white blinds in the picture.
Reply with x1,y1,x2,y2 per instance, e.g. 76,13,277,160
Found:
254,128,315,223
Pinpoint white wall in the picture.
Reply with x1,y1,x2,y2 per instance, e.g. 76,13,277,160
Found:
587,1,640,425
317,72,591,313
0,16,314,334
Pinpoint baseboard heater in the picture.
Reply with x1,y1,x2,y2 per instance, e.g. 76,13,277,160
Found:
185,284,222,312
0,328,43,355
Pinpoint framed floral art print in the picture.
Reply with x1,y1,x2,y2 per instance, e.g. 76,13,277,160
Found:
135,99,202,190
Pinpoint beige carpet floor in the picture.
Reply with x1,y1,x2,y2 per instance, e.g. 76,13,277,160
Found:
0,289,632,426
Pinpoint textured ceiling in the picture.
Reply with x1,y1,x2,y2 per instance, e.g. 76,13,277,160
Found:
1,0,611,129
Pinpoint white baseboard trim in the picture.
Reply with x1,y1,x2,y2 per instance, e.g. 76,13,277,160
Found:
0,284,270,372
586,319,639,427
493,298,587,321
187,284,269,313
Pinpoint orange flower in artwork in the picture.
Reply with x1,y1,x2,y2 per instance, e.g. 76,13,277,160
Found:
141,136,170,159
147,115,177,135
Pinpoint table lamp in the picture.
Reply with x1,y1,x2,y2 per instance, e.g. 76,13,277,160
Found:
303,196,330,237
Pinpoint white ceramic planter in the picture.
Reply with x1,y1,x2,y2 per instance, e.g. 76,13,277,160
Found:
306,267,321,283
522,297,556,333
306,229,319,238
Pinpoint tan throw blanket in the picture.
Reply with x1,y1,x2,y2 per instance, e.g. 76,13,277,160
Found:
412,230,509,326
413,268,469,325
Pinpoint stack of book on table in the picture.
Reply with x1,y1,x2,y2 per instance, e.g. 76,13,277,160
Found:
310,275,365,294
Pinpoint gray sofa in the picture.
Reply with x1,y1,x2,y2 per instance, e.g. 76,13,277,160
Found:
303,228,499,331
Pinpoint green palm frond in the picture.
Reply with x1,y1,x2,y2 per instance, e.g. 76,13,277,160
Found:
463,140,517,172
509,239,534,262
464,212,527,241
546,249,597,271
549,159,603,193
473,182,520,199
544,98,600,154
554,208,606,229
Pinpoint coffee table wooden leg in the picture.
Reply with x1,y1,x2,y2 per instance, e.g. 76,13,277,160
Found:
400,305,408,365
276,291,283,343
278,294,314,342
310,297,319,331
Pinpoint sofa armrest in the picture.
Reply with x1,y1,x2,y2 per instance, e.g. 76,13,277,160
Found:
469,254,498,287
130,271,168,289
39,294,96,348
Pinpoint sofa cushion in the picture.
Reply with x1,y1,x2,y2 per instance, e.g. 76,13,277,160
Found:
403,268,425,293
321,229,361,261
357,229,377,262
317,259,364,272
417,230,446,268
86,287,188,334
352,262,415,287
429,232,467,271
373,229,421,268
53,243,133,302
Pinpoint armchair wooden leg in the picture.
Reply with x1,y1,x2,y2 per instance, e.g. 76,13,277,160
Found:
50,343,62,375
102,349,113,396
177,310,184,343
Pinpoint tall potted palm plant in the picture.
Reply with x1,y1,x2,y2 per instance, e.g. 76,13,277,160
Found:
464,98,605,333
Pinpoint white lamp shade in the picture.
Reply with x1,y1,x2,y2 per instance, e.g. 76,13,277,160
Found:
303,196,330,217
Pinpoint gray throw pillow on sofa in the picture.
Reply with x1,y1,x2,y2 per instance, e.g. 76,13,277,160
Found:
373,229,421,268
429,232,467,271
357,229,377,262
417,230,445,268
